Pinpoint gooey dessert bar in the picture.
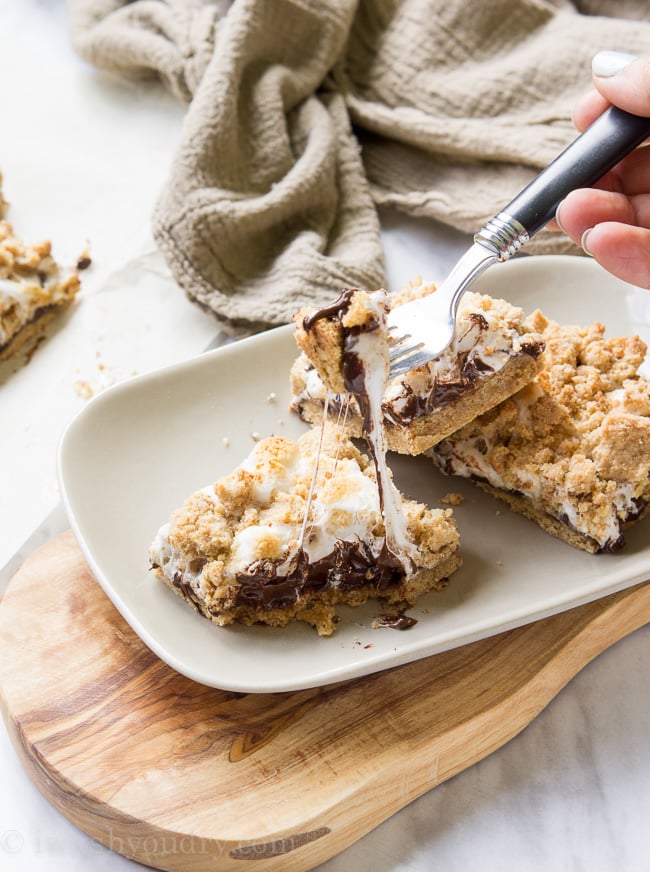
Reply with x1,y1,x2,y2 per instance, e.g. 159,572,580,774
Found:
0,220,80,362
151,286,462,634
431,311,650,553
291,278,545,454
150,425,461,635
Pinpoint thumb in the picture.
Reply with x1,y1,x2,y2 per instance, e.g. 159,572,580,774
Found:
591,52,650,118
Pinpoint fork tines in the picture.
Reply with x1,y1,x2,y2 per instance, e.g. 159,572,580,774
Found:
388,331,429,379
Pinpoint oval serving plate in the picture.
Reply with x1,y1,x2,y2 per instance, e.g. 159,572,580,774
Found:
58,255,650,692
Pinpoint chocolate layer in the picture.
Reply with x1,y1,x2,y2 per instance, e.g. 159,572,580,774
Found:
374,613,418,630
233,540,408,612
302,288,357,332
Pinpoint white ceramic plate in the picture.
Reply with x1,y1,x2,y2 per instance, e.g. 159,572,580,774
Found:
58,255,650,692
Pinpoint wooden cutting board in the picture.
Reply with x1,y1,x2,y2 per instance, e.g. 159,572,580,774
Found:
1,531,649,872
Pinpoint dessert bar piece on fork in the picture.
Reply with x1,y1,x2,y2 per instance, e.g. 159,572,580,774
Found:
291,279,545,455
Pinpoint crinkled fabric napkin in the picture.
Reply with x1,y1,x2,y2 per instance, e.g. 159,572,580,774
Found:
67,0,650,334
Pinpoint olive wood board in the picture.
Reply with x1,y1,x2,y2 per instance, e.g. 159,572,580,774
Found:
1,531,650,872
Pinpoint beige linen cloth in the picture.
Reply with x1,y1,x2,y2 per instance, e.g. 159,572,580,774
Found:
68,0,650,335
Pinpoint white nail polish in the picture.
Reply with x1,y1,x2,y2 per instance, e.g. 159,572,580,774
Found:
591,50,638,77
581,229,595,257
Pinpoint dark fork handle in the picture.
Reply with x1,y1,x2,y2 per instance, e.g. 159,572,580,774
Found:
476,106,650,258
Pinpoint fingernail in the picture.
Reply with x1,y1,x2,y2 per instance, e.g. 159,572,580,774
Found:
591,50,638,78
555,203,567,234
581,228,594,257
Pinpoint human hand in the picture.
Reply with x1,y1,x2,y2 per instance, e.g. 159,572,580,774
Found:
553,51,650,289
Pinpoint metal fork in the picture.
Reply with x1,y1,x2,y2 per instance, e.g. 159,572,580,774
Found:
388,106,650,379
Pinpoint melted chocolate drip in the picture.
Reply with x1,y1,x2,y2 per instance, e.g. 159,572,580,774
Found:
376,542,407,590
302,288,357,332
389,315,544,424
629,496,648,521
520,339,545,357
390,342,546,424
233,541,408,611
339,319,408,572
466,312,489,332
171,570,206,611
598,535,625,554
341,341,369,424
394,348,493,423
374,612,418,630
304,287,411,582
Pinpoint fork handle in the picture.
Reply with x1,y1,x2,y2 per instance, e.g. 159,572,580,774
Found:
476,106,650,259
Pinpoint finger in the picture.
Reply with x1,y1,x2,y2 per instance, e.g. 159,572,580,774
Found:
556,189,636,244
572,52,640,130
557,142,650,200
556,189,650,247
608,144,650,195
592,54,650,118
572,89,611,132
591,169,624,194
549,179,629,233
581,222,650,290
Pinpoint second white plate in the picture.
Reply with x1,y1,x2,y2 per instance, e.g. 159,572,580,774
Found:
58,255,650,692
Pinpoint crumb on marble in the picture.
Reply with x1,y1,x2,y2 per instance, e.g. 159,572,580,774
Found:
73,379,93,399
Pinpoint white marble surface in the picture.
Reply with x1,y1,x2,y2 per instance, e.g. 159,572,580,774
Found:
1,3,649,871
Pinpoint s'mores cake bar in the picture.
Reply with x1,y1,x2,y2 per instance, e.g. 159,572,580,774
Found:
150,425,461,635
291,279,545,455
0,220,80,362
431,311,650,553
